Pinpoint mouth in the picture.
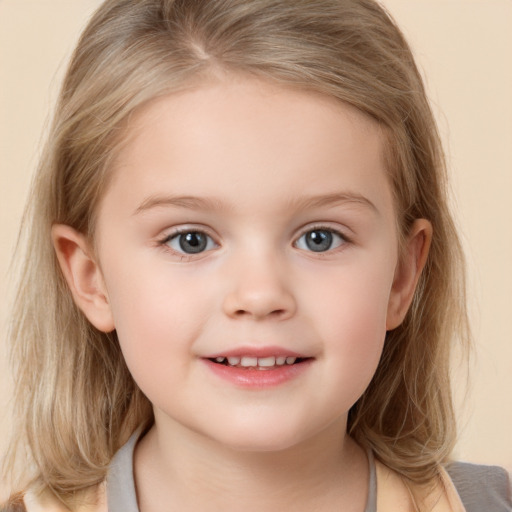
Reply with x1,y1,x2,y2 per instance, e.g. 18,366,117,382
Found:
203,347,314,387
207,355,311,370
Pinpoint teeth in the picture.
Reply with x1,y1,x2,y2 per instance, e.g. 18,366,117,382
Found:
258,356,276,367
213,355,302,368
240,356,258,367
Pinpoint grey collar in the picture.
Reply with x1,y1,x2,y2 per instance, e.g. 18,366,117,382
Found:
107,431,377,512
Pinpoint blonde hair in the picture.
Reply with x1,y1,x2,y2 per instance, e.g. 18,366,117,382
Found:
3,0,468,506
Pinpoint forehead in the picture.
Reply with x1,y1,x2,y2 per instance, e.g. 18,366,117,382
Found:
101,76,393,220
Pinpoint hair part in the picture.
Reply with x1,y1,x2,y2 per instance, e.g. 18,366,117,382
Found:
3,0,469,506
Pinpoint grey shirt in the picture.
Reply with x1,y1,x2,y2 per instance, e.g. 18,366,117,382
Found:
106,432,511,512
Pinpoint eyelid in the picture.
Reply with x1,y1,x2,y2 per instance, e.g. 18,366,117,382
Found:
293,224,351,252
160,224,215,240
158,225,219,257
295,223,351,241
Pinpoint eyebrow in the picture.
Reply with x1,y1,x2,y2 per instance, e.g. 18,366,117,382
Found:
289,192,378,214
133,191,378,215
134,195,228,215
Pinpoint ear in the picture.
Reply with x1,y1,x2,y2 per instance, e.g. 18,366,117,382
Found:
52,224,115,332
386,219,432,330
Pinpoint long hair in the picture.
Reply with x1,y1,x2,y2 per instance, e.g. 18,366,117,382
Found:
3,0,468,506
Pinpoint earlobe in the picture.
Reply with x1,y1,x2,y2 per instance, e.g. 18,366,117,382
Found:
51,224,115,333
386,219,432,330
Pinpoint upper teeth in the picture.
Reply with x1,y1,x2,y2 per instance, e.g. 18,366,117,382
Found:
214,356,297,367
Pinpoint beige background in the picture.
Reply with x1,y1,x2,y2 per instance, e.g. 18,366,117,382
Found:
1,0,511,476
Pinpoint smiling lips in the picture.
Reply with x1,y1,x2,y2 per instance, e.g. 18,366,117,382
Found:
211,355,303,369
203,348,313,387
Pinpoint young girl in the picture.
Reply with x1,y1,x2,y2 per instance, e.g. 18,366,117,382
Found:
2,0,510,511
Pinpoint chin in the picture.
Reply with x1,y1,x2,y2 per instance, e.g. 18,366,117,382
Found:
206,423,319,454
231,438,299,453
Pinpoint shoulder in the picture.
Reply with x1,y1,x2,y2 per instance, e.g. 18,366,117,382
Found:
2,484,107,512
375,459,464,512
0,494,27,512
446,461,512,512
374,456,510,512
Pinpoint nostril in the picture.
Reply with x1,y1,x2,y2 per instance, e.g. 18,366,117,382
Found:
223,286,297,320
234,308,287,318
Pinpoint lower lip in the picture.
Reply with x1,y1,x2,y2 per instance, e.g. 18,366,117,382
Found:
202,359,312,388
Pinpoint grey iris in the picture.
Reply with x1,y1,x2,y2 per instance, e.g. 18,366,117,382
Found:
179,232,208,253
305,230,333,252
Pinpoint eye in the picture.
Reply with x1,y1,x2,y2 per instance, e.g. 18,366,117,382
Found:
295,228,346,253
164,230,217,254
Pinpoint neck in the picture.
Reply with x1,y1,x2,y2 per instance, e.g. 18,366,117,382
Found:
134,417,369,512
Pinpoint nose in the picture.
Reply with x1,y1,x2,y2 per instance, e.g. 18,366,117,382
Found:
222,253,297,321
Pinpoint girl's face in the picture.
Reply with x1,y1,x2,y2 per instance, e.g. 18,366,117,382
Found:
61,76,429,452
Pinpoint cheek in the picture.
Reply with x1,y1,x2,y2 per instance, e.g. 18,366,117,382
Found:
303,255,395,397
326,295,387,382
101,259,207,380
308,252,394,335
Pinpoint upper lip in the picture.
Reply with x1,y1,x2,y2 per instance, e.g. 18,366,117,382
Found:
204,346,310,359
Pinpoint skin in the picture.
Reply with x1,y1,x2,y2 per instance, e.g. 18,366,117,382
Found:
53,75,431,511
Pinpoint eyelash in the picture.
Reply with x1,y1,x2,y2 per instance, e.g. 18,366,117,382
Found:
294,225,350,253
158,225,351,258
159,228,218,258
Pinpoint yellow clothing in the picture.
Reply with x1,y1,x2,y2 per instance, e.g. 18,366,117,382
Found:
17,460,465,512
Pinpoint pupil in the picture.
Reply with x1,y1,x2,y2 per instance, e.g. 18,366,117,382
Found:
179,232,207,253
306,230,332,252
